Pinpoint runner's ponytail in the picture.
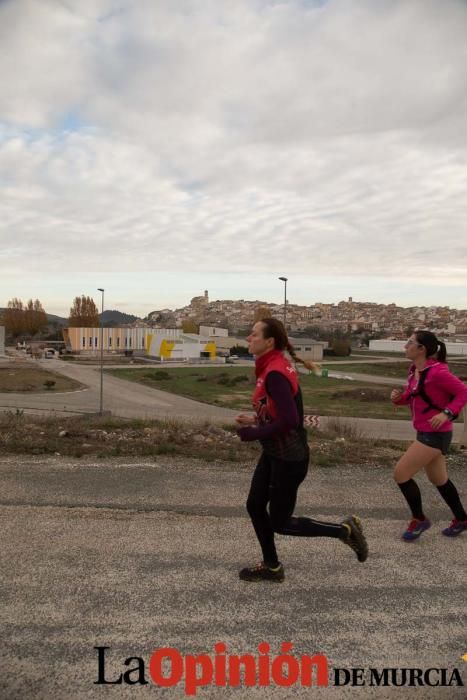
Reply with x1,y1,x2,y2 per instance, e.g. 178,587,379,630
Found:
286,340,321,373
259,317,321,373
436,340,447,362
415,330,447,363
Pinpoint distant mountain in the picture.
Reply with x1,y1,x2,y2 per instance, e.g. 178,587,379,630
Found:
46,311,141,327
47,313,68,326
100,310,140,325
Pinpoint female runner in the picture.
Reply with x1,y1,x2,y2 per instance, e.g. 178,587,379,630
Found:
391,330,467,541
236,318,368,582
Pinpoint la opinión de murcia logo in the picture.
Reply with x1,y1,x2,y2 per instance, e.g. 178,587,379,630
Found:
94,644,464,695
95,643,327,694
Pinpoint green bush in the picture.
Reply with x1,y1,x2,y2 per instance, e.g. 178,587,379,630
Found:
229,374,250,385
145,370,171,380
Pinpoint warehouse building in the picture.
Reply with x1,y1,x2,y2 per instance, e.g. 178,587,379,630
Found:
288,337,326,362
370,339,467,356
62,327,216,360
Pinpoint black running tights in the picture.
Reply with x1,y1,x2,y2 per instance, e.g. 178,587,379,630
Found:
246,451,345,567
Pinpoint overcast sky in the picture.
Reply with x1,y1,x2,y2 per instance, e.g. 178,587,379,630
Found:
1,0,467,317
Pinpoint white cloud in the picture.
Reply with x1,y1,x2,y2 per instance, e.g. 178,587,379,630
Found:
1,0,467,312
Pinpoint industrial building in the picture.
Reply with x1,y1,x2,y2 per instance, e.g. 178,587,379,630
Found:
288,337,326,362
370,339,467,356
63,327,216,360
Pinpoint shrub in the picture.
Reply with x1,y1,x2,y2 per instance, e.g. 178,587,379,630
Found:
229,374,250,385
145,370,171,380
230,345,249,356
324,417,364,441
331,339,351,356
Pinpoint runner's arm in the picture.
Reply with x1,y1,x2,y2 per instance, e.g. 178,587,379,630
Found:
237,372,299,442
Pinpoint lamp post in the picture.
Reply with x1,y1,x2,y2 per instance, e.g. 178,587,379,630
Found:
97,288,104,415
278,276,288,328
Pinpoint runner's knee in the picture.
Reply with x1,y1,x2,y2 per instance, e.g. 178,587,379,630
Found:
393,465,407,484
427,473,447,486
268,503,291,532
246,494,264,519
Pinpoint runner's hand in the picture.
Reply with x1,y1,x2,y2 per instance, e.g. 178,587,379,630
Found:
429,412,449,429
391,389,402,402
235,414,256,426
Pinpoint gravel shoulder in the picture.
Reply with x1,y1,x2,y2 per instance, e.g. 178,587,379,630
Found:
1,454,466,698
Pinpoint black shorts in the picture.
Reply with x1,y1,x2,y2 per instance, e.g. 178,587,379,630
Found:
416,431,452,455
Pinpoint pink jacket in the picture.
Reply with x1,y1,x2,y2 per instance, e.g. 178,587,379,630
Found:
392,359,467,432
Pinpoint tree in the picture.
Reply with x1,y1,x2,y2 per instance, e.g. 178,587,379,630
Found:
2,298,25,338
230,344,249,356
1,297,48,338
24,299,48,336
181,319,199,334
331,338,352,356
254,306,272,322
68,296,99,327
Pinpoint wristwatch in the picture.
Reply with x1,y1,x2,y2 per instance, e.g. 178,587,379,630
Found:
442,408,454,420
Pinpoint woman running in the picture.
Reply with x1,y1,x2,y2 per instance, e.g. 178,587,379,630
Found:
235,317,368,583
391,330,467,541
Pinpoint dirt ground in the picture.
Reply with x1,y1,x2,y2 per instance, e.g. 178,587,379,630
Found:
0,363,83,392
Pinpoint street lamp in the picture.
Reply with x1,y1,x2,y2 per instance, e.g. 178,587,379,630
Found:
97,288,104,415
278,276,288,328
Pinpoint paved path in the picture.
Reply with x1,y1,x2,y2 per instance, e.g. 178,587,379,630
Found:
1,358,466,443
0,358,236,422
1,454,466,698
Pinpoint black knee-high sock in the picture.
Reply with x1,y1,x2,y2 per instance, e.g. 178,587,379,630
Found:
436,480,467,521
398,479,425,520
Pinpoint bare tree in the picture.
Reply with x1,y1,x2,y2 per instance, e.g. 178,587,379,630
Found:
24,299,48,336
254,305,272,322
68,296,99,327
2,298,25,338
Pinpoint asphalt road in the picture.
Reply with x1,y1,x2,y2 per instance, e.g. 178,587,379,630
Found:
1,357,467,443
1,454,466,698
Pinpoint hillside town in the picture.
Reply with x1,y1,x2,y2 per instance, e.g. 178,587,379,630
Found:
2,293,467,362
135,292,467,340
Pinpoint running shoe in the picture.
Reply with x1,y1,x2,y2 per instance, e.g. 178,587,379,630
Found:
442,518,467,537
402,518,431,541
340,515,368,562
239,562,285,583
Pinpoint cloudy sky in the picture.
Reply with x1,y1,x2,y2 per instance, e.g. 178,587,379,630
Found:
1,0,467,317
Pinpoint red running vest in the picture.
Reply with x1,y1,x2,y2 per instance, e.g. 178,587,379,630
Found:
252,349,299,422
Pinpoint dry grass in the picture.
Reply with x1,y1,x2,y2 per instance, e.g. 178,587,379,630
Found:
0,411,257,461
0,410,422,468
0,364,83,392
